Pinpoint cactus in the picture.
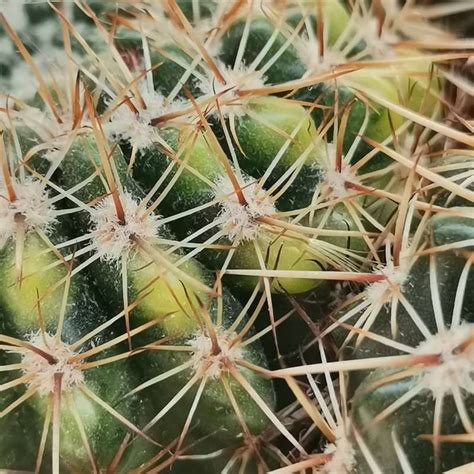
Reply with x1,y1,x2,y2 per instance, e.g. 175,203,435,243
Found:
0,0,473,472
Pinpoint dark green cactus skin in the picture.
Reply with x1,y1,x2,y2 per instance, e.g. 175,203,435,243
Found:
0,351,45,471
219,17,306,86
431,215,474,250
24,1,110,26
176,0,216,23
432,156,474,209
304,84,395,170
125,123,326,295
114,29,204,98
0,236,111,343
352,368,474,474
337,216,474,472
335,251,474,360
333,216,474,360
128,126,221,242
230,96,323,211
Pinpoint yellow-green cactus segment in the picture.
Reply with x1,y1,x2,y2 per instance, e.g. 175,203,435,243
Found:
287,0,350,47
234,231,324,294
342,70,405,141
0,233,67,333
397,49,442,116
320,0,351,45
237,96,317,168
127,247,210,336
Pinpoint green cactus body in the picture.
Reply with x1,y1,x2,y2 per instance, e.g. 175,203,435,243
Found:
0,352,45,471
432,155,474,208
218,16,305,85
0,1,472,472
431,214,474,249
231,96,323,210
352,367,474,473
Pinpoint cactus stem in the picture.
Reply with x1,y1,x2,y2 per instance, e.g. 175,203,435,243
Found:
70,291,154,353
137,239,216,296
125,359,194,400
186,90,248,204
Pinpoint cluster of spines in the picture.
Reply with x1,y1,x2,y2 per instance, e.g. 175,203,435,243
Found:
0,1,473,473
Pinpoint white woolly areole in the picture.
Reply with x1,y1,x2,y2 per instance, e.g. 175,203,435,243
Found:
22,332,84,396
189,329,243,379
105,91,183,150
360,17,399,59
415,324,474,398
0,178,56,247
89,193,161,262
200,62,266,117
297,39,347,76
321,144,358,199
365,265,408,304
214,175,275,241
322,426,355,473
324,165,357,199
